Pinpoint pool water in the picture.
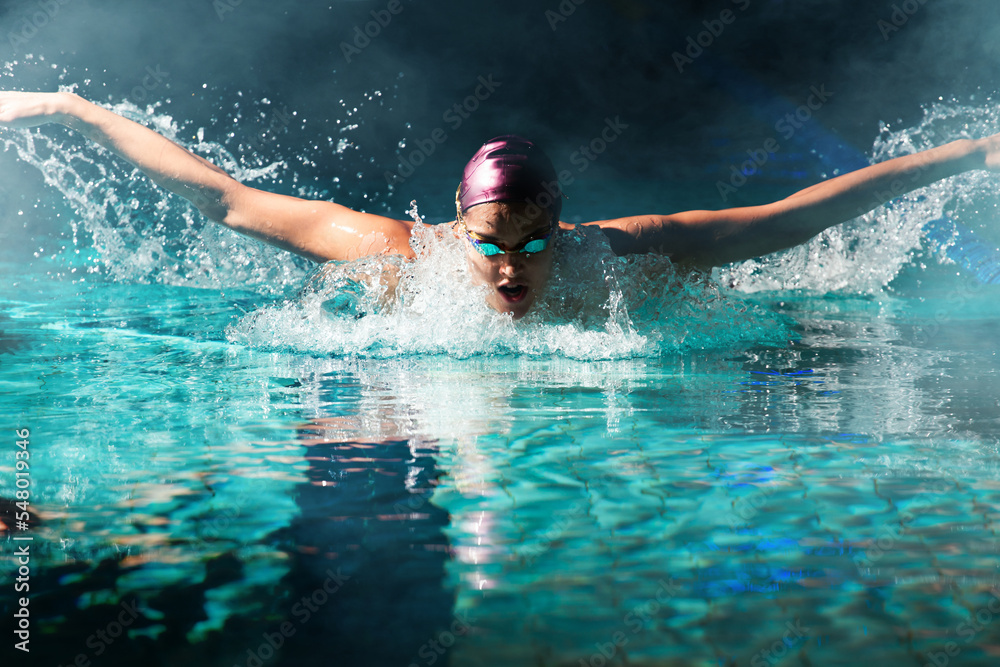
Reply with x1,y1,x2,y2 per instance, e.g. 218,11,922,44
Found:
3,100,1000,667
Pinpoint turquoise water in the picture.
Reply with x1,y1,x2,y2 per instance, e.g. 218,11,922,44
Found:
3,101,1000,666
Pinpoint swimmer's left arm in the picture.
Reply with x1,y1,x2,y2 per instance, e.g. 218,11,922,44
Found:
593,135,999,266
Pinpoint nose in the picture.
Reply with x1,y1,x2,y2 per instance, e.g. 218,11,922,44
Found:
497,253,522,278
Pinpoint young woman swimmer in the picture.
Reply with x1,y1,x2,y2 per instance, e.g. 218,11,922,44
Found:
2,90,998,319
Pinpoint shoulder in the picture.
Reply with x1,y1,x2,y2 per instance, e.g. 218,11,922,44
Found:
227,185,418,262
576,213,726,265
577,216,678,256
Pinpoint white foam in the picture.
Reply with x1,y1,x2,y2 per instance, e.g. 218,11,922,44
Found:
227,220,787,358
33,75,1000,357
3,92,311,293
719,99,1000,294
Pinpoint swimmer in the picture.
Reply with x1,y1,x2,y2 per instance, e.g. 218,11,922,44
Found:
2,90,999,318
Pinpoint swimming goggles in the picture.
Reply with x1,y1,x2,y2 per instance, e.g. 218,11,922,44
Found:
458,217,554,257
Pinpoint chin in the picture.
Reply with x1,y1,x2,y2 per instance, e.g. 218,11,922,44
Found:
508,306,530,320
495,303,531,320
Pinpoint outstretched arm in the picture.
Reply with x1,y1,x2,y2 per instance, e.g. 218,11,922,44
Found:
592,135,999,266
0,91,414,262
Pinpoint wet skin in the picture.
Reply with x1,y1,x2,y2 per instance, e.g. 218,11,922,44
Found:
457,202,556,320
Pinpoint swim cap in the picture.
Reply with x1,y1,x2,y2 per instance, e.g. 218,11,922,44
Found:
458,135,562,223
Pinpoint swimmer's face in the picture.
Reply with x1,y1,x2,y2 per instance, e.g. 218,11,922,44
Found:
458,202,556,320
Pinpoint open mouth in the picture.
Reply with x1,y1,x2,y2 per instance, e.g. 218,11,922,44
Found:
497,284,528,303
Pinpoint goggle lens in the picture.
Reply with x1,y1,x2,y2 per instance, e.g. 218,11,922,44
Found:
463,223,553,257
470,236,550,257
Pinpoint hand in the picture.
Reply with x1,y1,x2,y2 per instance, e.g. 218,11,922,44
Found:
0,91,70,129
975,132,1000,172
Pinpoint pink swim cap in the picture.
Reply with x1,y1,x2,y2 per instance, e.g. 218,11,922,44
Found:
458,135,562,223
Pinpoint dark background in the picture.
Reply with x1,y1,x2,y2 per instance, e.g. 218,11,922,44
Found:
1,0,998,222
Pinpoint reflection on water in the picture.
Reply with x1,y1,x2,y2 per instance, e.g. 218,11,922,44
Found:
275,392,454,665
3,271,1000,664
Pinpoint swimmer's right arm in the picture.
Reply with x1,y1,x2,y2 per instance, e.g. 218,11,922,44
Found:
0,91,415,262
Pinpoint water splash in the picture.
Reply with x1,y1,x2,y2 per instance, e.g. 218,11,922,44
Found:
2,98,311,292
17,65,1000,359
227,221,789,359
719,98,1000,294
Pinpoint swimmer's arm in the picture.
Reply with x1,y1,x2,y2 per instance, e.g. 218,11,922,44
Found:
0,91,414,262
593,136,997,266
